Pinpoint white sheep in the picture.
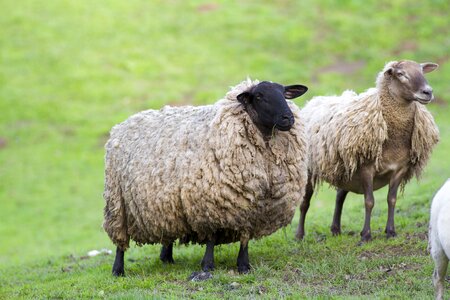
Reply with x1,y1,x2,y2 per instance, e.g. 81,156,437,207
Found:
429,179,450,300
103,79,309,276
295,60,439,242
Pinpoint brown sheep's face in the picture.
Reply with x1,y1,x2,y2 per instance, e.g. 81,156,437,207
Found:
385,60,438,104
237,81,308,136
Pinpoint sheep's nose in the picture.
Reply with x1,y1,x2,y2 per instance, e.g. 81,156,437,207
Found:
422,88,432,96
282,114,295,125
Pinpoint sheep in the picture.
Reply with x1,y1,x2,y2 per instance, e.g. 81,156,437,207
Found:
429,179,450,300
295,60,439,242
103,79,309,276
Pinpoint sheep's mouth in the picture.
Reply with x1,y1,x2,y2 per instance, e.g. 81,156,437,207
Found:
275,124,292,131
414,96,432,105
275,115,295,131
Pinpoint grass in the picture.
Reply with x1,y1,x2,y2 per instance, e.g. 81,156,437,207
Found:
0,0,449,298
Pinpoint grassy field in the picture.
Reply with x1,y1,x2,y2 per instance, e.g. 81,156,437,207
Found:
0,0,449,298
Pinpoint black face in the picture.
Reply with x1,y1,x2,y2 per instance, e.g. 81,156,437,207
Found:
237,81,308,136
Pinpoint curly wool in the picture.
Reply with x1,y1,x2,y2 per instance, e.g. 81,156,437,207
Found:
302,62,439,188
103,79,308,250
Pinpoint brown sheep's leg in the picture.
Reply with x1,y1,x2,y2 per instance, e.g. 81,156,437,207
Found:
385,170,405,238
237,240,250,274
201,239,215,272
330,189,349,236
295,177,314,240
360,167,375,242
112,247,125,276
160,242,175,264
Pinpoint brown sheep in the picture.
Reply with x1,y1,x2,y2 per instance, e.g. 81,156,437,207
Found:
296,60,439,242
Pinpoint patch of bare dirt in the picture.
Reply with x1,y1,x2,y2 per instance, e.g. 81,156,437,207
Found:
358,241,426,260
436,55,449,65
312,60,366,83
404,232,428,242
281,265,305,286
393,41,418,55
60,126,75,137
0,137,7,149
377,262,421,274
197,3,220,13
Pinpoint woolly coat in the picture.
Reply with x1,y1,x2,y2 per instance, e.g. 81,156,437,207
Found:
429,179,450,300
429,179,450,260
103,79,308,250
301,63,439,189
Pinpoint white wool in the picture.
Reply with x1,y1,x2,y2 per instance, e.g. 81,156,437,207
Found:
429,179,450,300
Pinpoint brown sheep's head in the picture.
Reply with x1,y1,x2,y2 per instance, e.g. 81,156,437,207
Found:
384,60,438,104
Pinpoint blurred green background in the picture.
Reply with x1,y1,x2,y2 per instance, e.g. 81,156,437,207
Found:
0,0,449,298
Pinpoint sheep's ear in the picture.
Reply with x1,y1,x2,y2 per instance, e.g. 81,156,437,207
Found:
421,63,438,74
284,85,308,99
384,67,394,76
237,92,251,105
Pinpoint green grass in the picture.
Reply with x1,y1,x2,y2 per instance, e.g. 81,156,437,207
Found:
0,0,449,298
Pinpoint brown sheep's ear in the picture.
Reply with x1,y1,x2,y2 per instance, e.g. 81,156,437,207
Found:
237,92,251,105
284,85,308,99
421,63,439,74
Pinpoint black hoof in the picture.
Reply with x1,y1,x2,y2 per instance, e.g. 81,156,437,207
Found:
295,231,305,240
330,225,341,236
160,244,175,264
112,247,125,277
201,261,215,272
386,231,397,239
160,252,175,264
360,232,372,242
237,263,250,274
161,257,175,264
112,268,125,277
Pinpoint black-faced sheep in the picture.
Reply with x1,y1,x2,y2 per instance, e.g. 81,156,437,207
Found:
429,179,450,300
295,60,439,242
103,79,309,276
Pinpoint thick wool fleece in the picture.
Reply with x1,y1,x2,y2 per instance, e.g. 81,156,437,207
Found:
429,179,450,299
103,79,308,250
301,62,439,188
429,179,450,260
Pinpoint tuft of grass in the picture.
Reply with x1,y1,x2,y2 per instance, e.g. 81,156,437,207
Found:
0,0,449,298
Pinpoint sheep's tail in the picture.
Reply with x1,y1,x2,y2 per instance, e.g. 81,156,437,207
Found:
103,159,130,251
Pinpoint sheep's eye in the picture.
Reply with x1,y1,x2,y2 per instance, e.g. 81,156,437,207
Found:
255,94,262,101
396,71,410,81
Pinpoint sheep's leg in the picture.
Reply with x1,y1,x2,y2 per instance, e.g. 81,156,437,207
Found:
295,177,314,240
237,240,250,274
112,247,125,277
385,172,403,238
360,167,375,242
432,250,448,300
160,242,175,264
330,189,349,236
201,239,215,272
